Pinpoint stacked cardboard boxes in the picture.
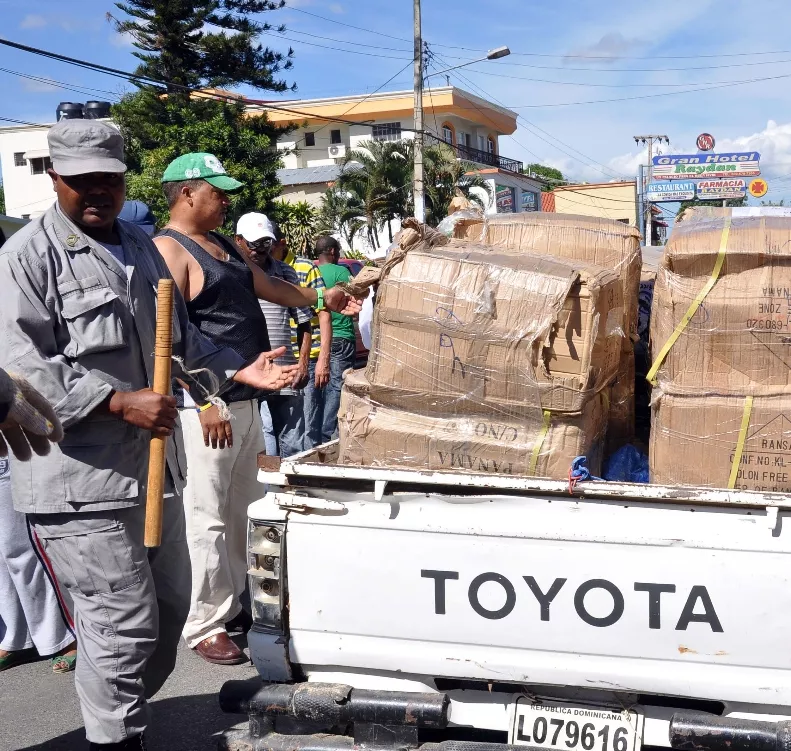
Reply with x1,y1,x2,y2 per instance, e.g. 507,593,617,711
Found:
451,212,641,449
649,209,791,492
337,225,626,479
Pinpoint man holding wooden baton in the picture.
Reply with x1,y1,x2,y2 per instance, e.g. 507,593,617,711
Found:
0,119,306,749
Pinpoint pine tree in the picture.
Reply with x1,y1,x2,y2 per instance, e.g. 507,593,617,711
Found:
110,0,293,95
109,0,294,230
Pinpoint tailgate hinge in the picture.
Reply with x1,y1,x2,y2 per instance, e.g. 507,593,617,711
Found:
274,492,346,514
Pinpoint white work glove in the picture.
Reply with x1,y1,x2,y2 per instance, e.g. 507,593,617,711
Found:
0,369,63,461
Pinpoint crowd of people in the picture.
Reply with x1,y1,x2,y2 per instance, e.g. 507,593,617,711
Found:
0,118,365,749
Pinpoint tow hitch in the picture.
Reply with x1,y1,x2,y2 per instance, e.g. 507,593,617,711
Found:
670,710,791,751
218,680,540,751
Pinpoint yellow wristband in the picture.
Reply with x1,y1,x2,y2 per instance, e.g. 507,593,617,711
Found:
198,403,213,413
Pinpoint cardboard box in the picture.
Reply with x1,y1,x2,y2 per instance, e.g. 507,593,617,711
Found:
651,390,791,493
607,344,636,452
453,212,641,341
338,372,608,479
366,244,624,412
651,213,791,393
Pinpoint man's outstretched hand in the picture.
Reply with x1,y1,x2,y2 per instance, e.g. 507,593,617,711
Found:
324,286,363,316
234,348,299,392
0,370,63,461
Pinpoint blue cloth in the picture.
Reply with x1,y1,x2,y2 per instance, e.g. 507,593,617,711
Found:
603,445,650,483
302,359,326,450
119,200,156,236
261,394,305,458
302,339,357,449
322,338,356,444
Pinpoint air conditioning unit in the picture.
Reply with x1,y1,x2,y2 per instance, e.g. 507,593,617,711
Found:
328,144,346,158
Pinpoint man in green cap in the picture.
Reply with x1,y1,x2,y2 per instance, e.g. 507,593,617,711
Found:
153,153,359,666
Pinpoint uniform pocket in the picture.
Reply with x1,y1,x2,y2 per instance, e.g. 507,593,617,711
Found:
58,277,126,358
40,517,144,597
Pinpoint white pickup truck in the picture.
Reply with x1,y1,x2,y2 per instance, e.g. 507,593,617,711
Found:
218,443,791,751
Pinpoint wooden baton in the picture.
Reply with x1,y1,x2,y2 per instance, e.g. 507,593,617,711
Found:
144,279,175,548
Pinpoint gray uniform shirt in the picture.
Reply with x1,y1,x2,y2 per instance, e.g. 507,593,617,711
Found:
0,203,245,514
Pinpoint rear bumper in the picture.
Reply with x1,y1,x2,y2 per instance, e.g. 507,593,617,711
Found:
218,681,791,751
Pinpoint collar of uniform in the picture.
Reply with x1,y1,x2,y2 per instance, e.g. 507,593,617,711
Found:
51,203,94,253
284,249,297,267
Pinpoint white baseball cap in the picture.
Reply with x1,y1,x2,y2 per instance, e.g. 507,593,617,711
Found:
236,212,276,243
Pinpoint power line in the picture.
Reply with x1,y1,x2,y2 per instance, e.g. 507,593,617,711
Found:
0,38,428,134
0,67,123,101
260,31,412,61
284,8,791,61
501,70,791,108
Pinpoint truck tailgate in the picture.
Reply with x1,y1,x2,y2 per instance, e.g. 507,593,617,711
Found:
280,491,791,706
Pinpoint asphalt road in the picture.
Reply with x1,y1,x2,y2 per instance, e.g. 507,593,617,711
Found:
0,635,259,750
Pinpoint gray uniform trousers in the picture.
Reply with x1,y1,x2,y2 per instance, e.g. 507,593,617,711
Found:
29,498,190,745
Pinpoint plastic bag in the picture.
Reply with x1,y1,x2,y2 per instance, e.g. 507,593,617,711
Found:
603,444,649,483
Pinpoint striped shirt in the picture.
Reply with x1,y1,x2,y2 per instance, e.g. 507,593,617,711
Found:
284,249,325,360
258,257,312,396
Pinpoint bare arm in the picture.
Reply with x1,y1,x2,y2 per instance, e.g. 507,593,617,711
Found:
152,235,193,300
314,310,332,389
293,321,312,389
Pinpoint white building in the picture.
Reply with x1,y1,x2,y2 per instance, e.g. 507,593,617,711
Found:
0,123,56,219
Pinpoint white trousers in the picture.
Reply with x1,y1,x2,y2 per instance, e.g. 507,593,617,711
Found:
181,400,266,648
0,461,74,654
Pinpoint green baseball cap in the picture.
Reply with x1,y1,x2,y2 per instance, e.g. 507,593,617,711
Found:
161,152,244,192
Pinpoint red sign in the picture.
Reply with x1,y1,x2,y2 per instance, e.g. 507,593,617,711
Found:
696,133,715,151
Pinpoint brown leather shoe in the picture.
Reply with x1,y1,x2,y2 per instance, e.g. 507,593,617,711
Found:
193,633,248,665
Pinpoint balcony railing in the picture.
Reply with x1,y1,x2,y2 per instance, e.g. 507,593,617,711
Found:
427,134,524,174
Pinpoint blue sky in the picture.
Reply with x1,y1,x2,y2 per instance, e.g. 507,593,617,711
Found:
4,0,791,207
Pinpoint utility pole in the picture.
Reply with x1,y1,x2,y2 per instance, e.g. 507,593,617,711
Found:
634,134,669,245
413,0,425,223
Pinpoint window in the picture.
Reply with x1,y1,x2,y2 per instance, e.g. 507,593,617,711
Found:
13,152,25,167
442,125,453,144
330,129,342,145
29,156,52,175
477,135,486,152
372,122,402,142
304,132,315,147
617,218,630,224
487,137,496,155
21,214,30,220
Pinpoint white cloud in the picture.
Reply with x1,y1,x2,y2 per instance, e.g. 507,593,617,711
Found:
20,77,61,93
565,32,642,64
19,13,46,29
110,30,136,48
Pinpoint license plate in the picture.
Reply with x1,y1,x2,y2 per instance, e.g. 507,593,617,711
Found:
509,700,643,751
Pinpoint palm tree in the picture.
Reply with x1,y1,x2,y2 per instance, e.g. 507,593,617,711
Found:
316,188,366,249
423,142,492,226
338,140,412,247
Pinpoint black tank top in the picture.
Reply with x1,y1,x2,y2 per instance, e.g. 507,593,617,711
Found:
158,228,270,404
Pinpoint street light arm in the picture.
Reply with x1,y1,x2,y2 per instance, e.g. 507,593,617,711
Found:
426,47,510,78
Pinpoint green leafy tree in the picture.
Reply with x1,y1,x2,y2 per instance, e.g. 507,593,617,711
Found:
423,142,492,226
524,163,566,191
110,1,293,99
761,199,786,206
110,0,293,231
316,188,366,249
0,184,5,215
271,200,318,257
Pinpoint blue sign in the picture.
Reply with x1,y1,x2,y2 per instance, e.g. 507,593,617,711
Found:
646,181,696,202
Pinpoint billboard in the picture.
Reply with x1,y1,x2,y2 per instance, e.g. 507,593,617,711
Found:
652,151,761,179
696,179,747,200
646,181,696,202
521,190,538,212
496,185,515,213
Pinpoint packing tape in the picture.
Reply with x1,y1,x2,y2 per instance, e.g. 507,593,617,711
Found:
529,409,552,476
646,216,732,385
728,395,754,490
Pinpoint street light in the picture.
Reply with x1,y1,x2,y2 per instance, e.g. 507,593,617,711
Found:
426,46,511,78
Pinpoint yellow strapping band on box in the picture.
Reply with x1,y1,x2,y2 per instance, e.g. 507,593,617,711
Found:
529,410,552,476
728,395,754,490
646,216,732,385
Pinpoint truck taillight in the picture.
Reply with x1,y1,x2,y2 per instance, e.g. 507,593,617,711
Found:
247,520,285,633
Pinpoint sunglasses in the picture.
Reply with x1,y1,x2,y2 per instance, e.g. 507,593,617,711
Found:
248,237,274,251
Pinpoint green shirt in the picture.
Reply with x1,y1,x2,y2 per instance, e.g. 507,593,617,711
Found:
318,263,356,341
